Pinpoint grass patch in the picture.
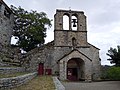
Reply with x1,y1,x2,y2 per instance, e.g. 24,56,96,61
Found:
11,76,55,90
0,72,29,78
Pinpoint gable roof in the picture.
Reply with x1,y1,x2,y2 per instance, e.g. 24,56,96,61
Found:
58,49,92,62
88,43,100,50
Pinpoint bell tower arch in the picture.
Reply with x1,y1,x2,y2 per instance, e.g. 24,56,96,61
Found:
54,9,88,47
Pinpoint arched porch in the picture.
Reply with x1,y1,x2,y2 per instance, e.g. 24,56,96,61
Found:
58,50,92,81
67,58,85,81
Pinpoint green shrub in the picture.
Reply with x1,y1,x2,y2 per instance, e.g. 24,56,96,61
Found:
102,66,120,80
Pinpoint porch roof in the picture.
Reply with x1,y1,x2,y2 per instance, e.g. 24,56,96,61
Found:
57,49,92,63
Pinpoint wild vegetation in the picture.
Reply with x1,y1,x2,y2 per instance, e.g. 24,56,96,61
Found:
101,66,120,80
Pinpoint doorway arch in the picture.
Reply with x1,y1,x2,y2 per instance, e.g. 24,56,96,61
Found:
67,58,85,81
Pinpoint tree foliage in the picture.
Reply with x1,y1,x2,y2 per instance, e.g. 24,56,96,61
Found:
106,46,120,66
11,5,51,52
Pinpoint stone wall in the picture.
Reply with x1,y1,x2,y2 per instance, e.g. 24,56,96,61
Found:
52,46,71,74
0,67,25,74
0,46,22,67
53,76,65,90
23,41,54,72
0,72,37,89
0,1,14,46
24,41,72,75
79,44,101,80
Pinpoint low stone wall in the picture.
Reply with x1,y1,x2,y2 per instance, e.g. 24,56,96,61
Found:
0,67,25,74
0,62,9,67
53,77,65,90
0,72,37,89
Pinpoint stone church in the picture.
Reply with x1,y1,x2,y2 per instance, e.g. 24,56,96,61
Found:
26,9,101,81
0,0,101,81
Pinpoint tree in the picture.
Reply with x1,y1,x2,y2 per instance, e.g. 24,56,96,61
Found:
106,46,120,66
11,5,51,52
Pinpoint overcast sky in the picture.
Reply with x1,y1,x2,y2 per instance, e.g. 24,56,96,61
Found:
4,0,120,65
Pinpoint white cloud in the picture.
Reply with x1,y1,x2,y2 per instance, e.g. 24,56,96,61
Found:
111,25,120,33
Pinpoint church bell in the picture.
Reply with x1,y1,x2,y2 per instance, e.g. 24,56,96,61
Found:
72,19,77,27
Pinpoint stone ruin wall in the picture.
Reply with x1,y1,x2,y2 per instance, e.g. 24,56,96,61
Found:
20,41,55,72
0,2,14,47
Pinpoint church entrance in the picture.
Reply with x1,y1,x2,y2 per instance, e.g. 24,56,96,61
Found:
67,58,85,81
38,63,44,75
67,68,78,81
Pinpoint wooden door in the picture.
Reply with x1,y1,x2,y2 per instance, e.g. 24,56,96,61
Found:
38,63,44,75
67,68,77,81
67,68,73,80
45,69,52,75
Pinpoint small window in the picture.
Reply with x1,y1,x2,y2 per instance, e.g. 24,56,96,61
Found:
72,37,77,46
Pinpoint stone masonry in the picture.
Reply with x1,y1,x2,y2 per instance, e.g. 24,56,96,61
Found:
0,0,15,67
0,72,37,89
24,9,101,81
0,0,14,47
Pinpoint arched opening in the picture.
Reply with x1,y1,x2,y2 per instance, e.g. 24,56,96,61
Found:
67,58,85,81
72,15,77,31
63,15,69,30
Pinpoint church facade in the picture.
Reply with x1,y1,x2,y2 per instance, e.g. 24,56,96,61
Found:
26,9,101,81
